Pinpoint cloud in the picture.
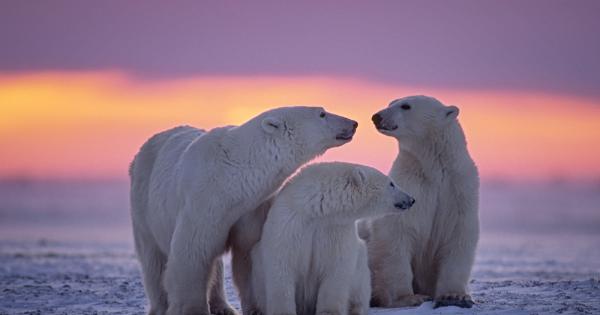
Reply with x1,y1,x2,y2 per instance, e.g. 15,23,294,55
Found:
1,1,600,97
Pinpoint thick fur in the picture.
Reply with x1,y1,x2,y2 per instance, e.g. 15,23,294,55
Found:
229,198,272,315
130,107,357,315
247,162,415,315
365,95,479,308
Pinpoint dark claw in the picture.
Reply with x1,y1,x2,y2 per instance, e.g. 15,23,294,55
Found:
211,307,238,315
434,297,475,309
369,296,383,307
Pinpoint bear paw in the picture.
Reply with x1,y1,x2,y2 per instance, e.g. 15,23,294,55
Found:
348,302,366,315
390,294,432,307
167,304,211,315
434,293,474,308
148,303,167,315
148,306,167,315
249,308,264,315
210,304,238,315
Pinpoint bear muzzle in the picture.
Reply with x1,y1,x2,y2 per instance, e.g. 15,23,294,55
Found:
335,121,358,140
394,197,415,211
372,113,398,131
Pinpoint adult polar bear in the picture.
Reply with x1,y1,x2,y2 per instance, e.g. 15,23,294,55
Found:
366,95,479,308
130,106,358,315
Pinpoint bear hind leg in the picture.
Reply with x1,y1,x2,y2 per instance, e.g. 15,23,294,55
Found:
370,253,430,308
134,228,169,315
209,258,238,315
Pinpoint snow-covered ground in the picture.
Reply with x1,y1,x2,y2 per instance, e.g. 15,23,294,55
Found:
1,233,599,315
0,180,599,314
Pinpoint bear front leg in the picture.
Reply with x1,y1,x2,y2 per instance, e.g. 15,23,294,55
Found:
370,251,429,308
164,212,229,315
231,245,257,315
433,226,478,309
348,245,370,315
264,267,296,315
229,202,271,315
316,268,353,315
433,252,476,308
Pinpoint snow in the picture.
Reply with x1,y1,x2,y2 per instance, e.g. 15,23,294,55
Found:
1,181,599,314
1,233,599,315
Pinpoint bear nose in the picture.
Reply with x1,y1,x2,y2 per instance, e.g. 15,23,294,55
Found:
372,113,382,125
394,197,415,210
352,121,358,131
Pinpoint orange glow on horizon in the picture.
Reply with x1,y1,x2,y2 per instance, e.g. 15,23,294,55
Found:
1,71,599,181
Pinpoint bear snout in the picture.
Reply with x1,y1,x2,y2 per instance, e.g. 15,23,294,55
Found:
372,112,397,131
346,120,358,133
335,120,358,140
394,197,415,210
372,113,383,126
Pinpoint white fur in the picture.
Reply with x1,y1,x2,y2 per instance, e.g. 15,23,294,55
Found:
365,95,480,308
229,198,272,315
247,162,414,315
130,107,357,315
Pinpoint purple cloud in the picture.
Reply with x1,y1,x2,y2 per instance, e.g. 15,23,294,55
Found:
1,1,599,97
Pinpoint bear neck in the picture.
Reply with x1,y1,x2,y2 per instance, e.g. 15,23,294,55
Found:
395,121,473,182
225,124,311,183
310,214,358,230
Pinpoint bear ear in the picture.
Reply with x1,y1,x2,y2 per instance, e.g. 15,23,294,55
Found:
444,105,459,121
351,168,367,187
261,117,283,133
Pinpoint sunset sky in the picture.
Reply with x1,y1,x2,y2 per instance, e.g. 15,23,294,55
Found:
1,1,599,182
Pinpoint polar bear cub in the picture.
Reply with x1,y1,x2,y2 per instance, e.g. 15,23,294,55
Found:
249,162,415,315
366,95,479,308
130,107,357,315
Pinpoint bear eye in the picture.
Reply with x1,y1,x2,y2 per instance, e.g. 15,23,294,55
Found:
400,104,411,110
319,111,326,118
390,182,395,188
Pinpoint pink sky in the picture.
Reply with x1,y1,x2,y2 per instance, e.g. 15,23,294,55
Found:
1,2,599,182
1,72,599,182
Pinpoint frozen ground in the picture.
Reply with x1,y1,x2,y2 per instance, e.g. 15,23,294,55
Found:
1,233,599,315
1,180,599,314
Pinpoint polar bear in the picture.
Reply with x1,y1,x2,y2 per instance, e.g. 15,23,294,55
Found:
129,106,358,315
247,162,415,315
228,198,273,315
365,95,479,308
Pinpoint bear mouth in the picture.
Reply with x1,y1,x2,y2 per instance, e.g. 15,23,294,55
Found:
335,130,355,141
394,202,411,210
376,124,398,132
335,134,354,141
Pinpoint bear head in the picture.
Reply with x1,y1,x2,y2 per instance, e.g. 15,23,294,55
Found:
258,106,358,160
283,162,414,223
371,95,459,141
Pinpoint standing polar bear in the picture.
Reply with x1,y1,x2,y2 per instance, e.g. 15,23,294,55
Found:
248,162,416,315
130,106,357,315
366,95,479,308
